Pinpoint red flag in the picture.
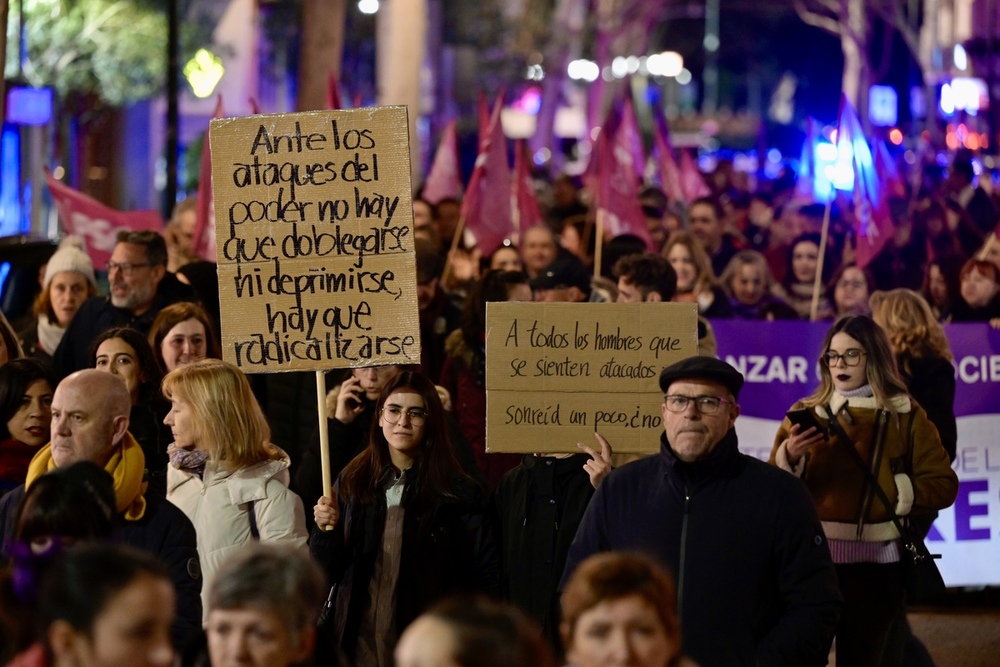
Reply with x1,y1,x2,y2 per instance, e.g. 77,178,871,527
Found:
835,94,894,268
45,171,162,269
248,97,261,115
679,150,711,203
326,73,343,110
512,140,544,234
461,94,513,257
192,95,225,261
422,120,463,205
593,108,654,250
651,105,685,205
619,96,647,182
873,136,906,199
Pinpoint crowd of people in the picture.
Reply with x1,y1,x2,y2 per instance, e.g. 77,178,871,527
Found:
0,144,981,667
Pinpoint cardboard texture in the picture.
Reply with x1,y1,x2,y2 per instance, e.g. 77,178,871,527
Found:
486,302,698,453
210,107,420,372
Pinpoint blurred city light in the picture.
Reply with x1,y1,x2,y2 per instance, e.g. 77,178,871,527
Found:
676,68,692,85
889,128,903,145
940,83,955,115
183,49,225,98
868,85,897,126
612,57,629,79
954,44,968,71
646,52,684,78
358,0,379,15
949,78,987,113
567,59,599,82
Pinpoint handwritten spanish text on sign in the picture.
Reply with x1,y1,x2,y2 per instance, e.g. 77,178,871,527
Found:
486,302,698,453
210,107,420,372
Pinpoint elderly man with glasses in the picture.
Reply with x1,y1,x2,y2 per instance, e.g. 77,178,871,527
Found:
561,356,843,667
53,230,196,378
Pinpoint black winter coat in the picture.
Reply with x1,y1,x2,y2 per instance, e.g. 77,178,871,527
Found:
563,430,843,667
310,469,499,662
901,355,957,462
492,454,594,653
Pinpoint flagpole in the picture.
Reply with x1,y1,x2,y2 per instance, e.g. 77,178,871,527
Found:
979,232,999,261
441,215,468,285
593,211,605,280
810,198,833,321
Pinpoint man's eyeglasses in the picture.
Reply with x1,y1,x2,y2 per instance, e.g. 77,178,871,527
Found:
663,395,732,415
382,406,428,426
822,350,866,367
106,261,151,275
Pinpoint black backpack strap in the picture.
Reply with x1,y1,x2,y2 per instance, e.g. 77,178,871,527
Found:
248,500,260,541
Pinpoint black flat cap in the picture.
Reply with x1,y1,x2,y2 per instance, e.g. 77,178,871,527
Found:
658,356,744,399
530,257,592,294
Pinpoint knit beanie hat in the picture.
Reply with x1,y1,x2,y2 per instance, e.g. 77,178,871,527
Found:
43,236,97,289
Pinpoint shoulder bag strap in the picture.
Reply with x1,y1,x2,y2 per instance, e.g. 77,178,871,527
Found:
824,404,939,561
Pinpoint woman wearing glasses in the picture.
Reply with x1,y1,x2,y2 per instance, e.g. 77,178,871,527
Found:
769,316,957,667
310,370,499,667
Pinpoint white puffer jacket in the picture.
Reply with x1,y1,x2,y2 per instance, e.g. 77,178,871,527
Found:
167,445,308,622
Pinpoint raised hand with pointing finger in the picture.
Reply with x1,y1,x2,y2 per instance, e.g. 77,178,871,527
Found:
578,431,614,489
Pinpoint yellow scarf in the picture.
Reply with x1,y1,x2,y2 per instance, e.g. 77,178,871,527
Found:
25,433,148,521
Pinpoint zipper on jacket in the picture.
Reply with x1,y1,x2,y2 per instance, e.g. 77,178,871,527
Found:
677,486,691,624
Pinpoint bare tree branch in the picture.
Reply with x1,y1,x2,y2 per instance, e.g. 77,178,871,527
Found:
795,0,845,37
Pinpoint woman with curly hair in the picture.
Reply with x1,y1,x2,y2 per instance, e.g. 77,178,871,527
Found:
870,289,956,463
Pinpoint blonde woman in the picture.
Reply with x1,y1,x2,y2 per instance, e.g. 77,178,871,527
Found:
163,359,307,619
870,289,956,463
770,316,957,666
662,231,732,318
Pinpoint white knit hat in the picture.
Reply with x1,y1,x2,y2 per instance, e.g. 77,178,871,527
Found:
43,236,97,289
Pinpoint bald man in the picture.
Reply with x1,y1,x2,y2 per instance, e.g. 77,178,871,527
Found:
0,369,203,646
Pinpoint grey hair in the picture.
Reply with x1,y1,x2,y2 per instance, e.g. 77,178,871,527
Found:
208,544,327,635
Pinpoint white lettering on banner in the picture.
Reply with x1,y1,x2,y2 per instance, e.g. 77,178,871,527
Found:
725,355,809,383
957,355,1000,383
70,213,116,251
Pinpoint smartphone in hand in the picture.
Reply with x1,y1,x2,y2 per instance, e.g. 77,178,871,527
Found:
786,408,825,436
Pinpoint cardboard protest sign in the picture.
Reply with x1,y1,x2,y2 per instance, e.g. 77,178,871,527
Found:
210,107,420,372
486,302,697,453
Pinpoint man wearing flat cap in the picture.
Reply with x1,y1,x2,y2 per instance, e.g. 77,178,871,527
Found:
562,356,842,667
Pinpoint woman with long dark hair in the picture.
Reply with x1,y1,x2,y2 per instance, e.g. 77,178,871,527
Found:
91,328,170,480
310,371,498,666
0,359,55,494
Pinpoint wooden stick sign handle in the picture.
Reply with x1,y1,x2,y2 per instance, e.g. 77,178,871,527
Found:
316,371,334,531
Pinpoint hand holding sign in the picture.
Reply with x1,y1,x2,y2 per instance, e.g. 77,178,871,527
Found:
314,495,339,532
